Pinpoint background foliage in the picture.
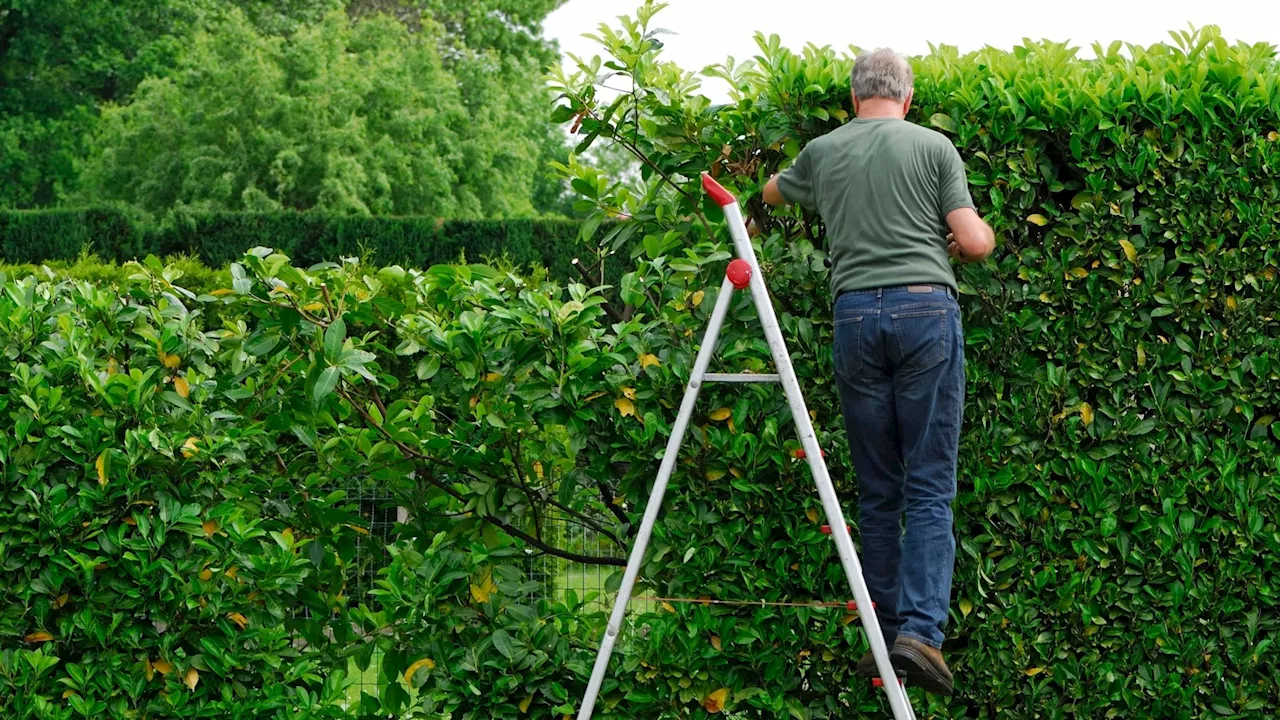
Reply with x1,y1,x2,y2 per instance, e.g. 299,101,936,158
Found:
0,0,572,216
0,208,595,281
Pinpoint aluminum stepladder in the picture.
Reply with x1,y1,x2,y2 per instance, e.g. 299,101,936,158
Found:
575,173,918,720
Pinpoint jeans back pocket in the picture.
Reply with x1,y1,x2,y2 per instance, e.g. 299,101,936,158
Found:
833,315,865,380
890,308,949,374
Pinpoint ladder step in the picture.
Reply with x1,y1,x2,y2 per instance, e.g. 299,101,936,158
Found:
704,373,781,383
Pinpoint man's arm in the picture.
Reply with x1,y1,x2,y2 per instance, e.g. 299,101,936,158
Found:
945,207,995,263
763,175,789,206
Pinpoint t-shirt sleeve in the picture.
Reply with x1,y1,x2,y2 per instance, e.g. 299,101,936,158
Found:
775,144,817,208
936,142,975,216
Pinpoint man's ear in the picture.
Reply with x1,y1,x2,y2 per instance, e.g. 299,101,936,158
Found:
851,90,860,115
902,89,914,116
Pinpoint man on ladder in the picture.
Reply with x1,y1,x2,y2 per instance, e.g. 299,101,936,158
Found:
763,47,995,696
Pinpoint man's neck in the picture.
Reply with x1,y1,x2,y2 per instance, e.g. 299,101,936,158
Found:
854,98,906,120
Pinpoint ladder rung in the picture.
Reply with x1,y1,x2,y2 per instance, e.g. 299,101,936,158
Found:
704,373,781,383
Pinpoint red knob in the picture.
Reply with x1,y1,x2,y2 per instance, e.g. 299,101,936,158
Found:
846,600,857,611
819,524,851,535
794,448,825,459
726,259,752,290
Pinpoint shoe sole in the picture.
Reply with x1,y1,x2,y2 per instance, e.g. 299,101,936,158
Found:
890,645,954,696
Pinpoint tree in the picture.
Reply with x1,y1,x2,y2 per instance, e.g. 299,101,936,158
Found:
76,10,547,217
0,0,340,208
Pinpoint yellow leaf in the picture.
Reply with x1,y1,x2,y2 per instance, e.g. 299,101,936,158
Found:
1038,292,1052,303
470,572,496,604
199,569,213,581
710,635,722,651
202,520,219,537
181,437,200,459
160,352,181,370
174,376,190,398
153,659,174,675
729,468,742,478
224,566,238,580
62,689,77,699
403,658,436,684
1270,131,1279,141
702,688,728,713
639,353,660,368
614,397,636,418
1137,345,1146,367
24,631,53,643
1264,267,1277,281
584,391,606,402
840,614,857,625
519,695,533,713
54,593,69,608
661,601,676,614
727,418,736,434
805,508,819,523
484,372,502,382
145,658,155,681
1080,403,1094,426
1226,296,1238,311
705,469,726,481
1069,267,1088,279
533,461,544,480
302,302,325,312
708,407,732,421
1027,214,1049,226
96,451,108,486
1119,239,1138,263
184,667,199,691
1026,667,1045,676
960,599,973,618
691,290,705,307
612,494,626,506
210,289,235,297
344,523,371,535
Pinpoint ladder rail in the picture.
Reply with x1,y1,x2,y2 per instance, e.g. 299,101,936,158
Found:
576,274,739,719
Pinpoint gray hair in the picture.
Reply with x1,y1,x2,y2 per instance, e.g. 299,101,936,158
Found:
851,48,914,101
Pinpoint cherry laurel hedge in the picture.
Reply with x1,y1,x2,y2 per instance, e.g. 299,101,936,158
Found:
2,17,1280,720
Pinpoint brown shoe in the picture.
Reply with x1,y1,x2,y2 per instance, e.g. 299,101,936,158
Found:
889,636,953,696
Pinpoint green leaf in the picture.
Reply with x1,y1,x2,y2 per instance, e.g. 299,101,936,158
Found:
313,367,340,404
324,317,346,361
929,113,957,132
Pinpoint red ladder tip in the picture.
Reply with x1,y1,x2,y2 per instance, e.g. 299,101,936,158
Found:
701,172,737,207
871,677,903,687
794,448,826,459
819,524,851,535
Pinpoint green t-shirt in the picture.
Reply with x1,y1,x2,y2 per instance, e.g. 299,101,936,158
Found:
775,117,975,295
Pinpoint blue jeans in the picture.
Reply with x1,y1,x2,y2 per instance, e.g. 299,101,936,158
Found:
832,285,964,650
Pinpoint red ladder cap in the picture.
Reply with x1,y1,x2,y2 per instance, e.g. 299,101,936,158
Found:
701,172,737,207
726,259,752,289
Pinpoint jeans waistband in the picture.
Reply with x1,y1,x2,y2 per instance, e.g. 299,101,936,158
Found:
837,284,957,300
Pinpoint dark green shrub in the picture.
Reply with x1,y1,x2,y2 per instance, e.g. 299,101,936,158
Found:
540,6,1280,718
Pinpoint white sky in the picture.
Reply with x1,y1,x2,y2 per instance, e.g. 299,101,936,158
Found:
545,0,1279,100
